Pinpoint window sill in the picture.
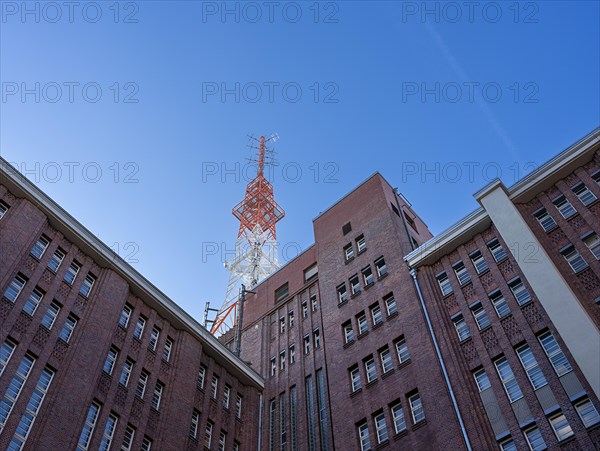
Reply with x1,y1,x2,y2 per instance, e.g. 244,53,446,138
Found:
386,311,399,320
357,331,369,340
393,429,408,441
411,419,427,431
565,212,581,222
574,265,590,275
350,388,362,398
197,387,205,393
364,282,375,290
375,439,390,450
343,340,355,349
338,299,348,308
373,322,383,330
377,272,389,280
398,359,411,370
459,336,473,344
345,256,355,265
476,268,490,277
543,224,559,234
442,291,454,300
147,348,157,355
223,407,231,414
493,255,509,264
351,291,361,298
365,379,378,388
382,369,395,379
459,279,472,288
478,324,492,333
557,434,576,446
518,299,534,308
357,248,367,255
585,421,600,432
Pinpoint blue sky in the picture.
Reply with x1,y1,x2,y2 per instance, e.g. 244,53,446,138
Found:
1,1,599,322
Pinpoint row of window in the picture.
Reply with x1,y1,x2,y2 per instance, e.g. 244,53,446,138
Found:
342,293,398,344
118,304,173,362
349,336,410,393
189,410,237,451
337,257,388,304
560,233,600,273
197,364,243,418
77,400,153,451
357,391,424,451
277,294,318,335
271,328,323,376
344,234,367,261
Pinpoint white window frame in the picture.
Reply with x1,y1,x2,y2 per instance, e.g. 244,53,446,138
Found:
473,368,491,392
572,182,597,206
390,403,406,434
76,401,101,451
364,357,377,383
374,413,388,444
553,195,577,218
4,274,26,302
516,344,547,389
494,357,523,402
453,262,471,285
574,398,600,428
534,208,557,232
47,248,65,272
437,273,452,296
548,411,574,441
408,393,425,424
584,233,600,260
64,261,80,285
395,338,410,364
41,302,60,329
538,331,572,376
59,314,77,343
31,236,50,259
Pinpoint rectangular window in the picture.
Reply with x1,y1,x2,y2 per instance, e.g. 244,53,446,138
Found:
370,304,383,326
64,261,80,285
0,339,16,377
151,381,163,410
357,422,371,451
163,338,173,362
190,410,199,439
204,421,213,449
453,261,471,285
121,425,135,451
233,441,240,451
136,370,149,399
148,327,160,351
197,365,207,390
362,266,374,286
538,331,572,376
119,304,133,328
357,313,368,335
554,195,577,218
470,250,489,274
494,356,523,402
313,329,321,348
22,287,44,316
41,302,60,329
211,375,219,399
574,398,600,428
289,345,296,364
103,346,119,375
471,302,491,330
280,393,287,451
98,413,118,451
343,321,354,344
374,413,388,444
509,278,532,305
279,317,285,334
302,301,308,318
499,438,517,451
473,368,491,392
408,393,425,424
311,294,318,312
350,367,361,392
395,337,410,364
275,283,289,303
549,411,574,441
270,357,276,378
235,394,243,418
364,357,377,383
120,358,134,387
80,274,96,297
336,283,348,304
562,245,588,272
223,384,231,409
0,201,8,219
289,387,297,450
584,233,600,260
437,273,453,296
218,430,226,451
304,335,311,354
374,257,387,277
453,315,470,341
304,263,318,282
488,239,508,262
141,437,152,451
356,235,367,253
288,310,295,327
489,291,510,318
279,351,286,371
4,274,26,302
524,426,546,451
344,244,355,261
534,208,557,232
47,248,65,272
384,293,397,316
76,401,101,451
268,398,276,451
380,348,393,373
516,344,547,389
593,170,600,184
31,236,50,259
0,354,36,430
59,314,77,343
390,403,406,434
350,275,360,295
572,182,597,206
133,316,146,340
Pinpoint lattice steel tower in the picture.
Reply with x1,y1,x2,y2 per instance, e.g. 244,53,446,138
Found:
210,135,285,336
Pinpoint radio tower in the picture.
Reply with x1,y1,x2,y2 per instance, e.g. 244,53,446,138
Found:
210,135,285,336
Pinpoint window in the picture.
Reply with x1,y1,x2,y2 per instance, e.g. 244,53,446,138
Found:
288,310,295,327
47,248,65,272
279,351,286,371
350,274,360,295
534,208,557,231
76,401,101,450
311,294,318,312
593,170,600,184
374,257,387,277
380,348,393,373
370,304,383,326
80,274,96,297
356,235,367,253
280,392,287,451
390,403,406,434
574,398,600,427
538,331,572,376
453,261,471,285
350,367,361,392
302,301,308,318
554,195,577,218
453,315,470,341
151,381,163,410
0,201,8,219
344,244,355,261
516,345,547,389
64,261,80,285
99,413,118,451
41,302,60,329
211,375,219,399
204,421,214,449
148,327,160,351
364,357,377,383
470,250,489,274
304,264,318,282
223,385,231,409
120,358,134,387
313,329,321,348
384,293,397,316
235,394,243,418
269,357,276,378
163,338,173,362
279,317,285,334
23,287,44,316
233,441,240,451
374,413,388,444
59,314,77,342
133,316,146,340
121,425,135,451
0,354,35,430
275,283,289,303
490,291,510,318
562,245,588,272
357,313,368,335
289,344,296,364
473,368,491,392
303,335,311,354
572,182,597,206
190,410,200,439
494,356,523,402
408,393,425,424
136,370,149,399
4,274,26,302
509,278,532,305
343,321,354,344
362,266,374,286
488,239,508,262
584,233,600,259
336,283,348,304
395,337,410,364
119,304,132,328
437,273,452,296
549,411,574,441
31,236,50,259
357,422,371,451
499,438,517,451
218,430,226,451
141,437,152,451
0,339,16,376
103,347,119,375
471,303,491,330
524,426,546,451
197,365,207,390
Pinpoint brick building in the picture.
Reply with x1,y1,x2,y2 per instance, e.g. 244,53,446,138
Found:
0,128,599,451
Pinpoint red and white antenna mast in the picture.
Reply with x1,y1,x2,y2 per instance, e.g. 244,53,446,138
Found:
211,134,285,336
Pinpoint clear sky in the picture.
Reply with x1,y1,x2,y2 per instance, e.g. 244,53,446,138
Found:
1,1,599,322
